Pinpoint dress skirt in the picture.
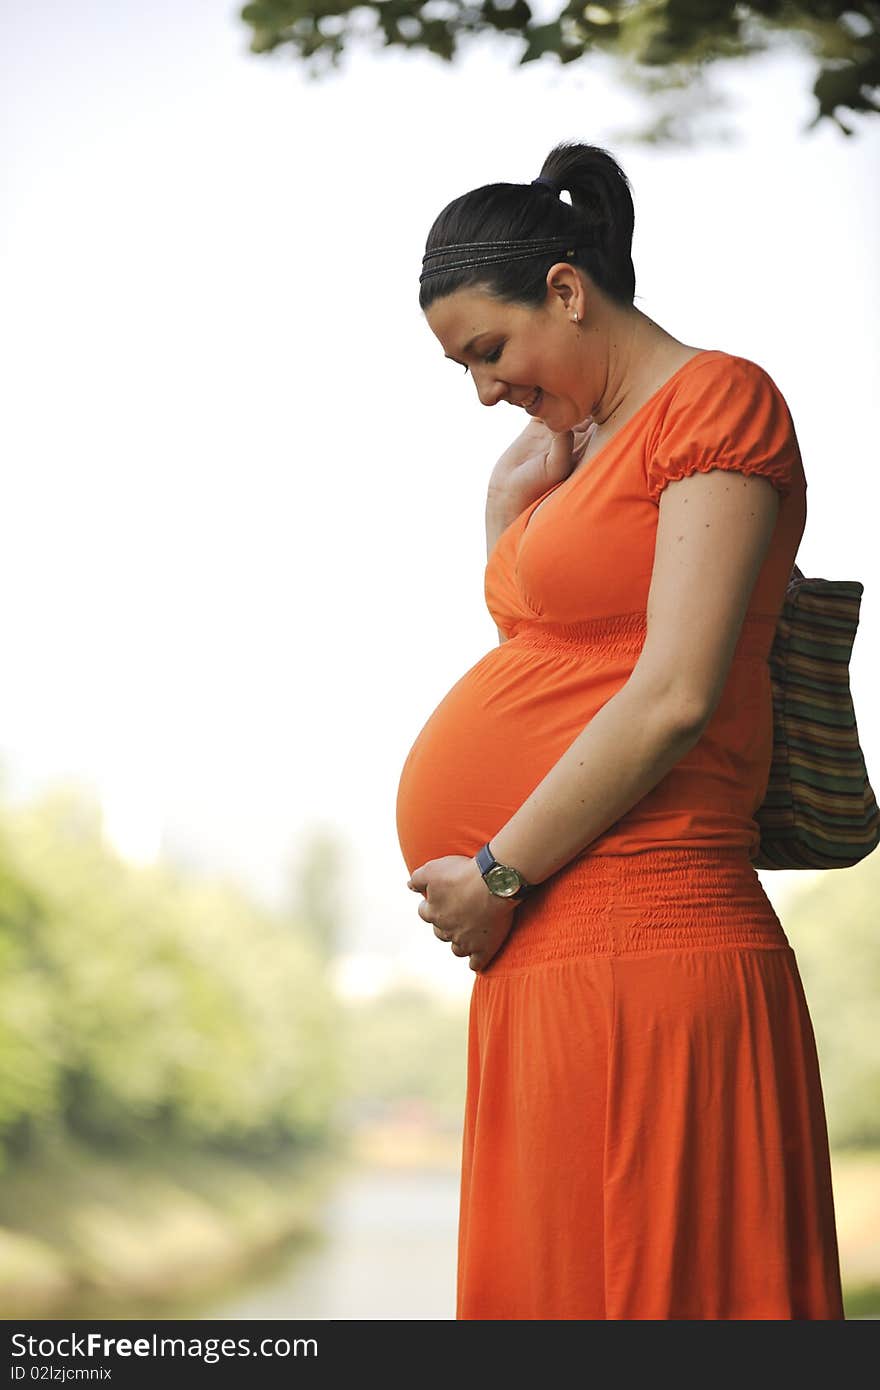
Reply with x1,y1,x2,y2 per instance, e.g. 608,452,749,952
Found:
456,847,845,1320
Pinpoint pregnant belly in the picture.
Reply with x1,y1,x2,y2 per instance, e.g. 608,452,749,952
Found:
395,639,627,875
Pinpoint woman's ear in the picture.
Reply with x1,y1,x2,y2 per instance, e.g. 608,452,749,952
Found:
547,264,584,320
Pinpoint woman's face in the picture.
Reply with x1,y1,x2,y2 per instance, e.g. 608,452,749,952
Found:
424,273,598,431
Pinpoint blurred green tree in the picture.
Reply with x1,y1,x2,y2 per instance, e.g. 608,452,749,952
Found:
282,826,348,962
240,1,879,137
341,983,468,1129
0,845,58,1168
0,785,344,1166
783,851,880,1151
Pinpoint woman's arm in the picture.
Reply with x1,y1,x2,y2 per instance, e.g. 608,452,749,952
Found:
489,466,782,884
486,496,516,645
489,668,705,883
486,496,518,563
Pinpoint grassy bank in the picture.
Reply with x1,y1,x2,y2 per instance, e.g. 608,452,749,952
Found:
0,1138,350,1319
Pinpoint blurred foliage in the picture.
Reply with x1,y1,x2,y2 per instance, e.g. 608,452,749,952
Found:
341,983,468,1130
0,785,344,1171
239,1,880,137
783,851,880,1151
282,826,349,962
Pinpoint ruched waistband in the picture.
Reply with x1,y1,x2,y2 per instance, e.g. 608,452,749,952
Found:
506,612,778,660
487,847,789,975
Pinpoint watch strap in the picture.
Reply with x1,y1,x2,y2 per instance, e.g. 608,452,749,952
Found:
475,842,532,896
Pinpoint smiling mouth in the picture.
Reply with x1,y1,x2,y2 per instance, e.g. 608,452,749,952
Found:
524,388,543,412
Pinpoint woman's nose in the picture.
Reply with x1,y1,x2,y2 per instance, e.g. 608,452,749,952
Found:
475,375,508,408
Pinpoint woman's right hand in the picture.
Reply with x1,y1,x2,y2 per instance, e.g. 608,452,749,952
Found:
486,415,595,527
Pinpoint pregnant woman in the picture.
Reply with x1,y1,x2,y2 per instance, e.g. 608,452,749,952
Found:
395,142,844,1320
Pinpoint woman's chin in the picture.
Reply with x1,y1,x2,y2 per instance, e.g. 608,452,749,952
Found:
537,403,577,431
534,399,582,430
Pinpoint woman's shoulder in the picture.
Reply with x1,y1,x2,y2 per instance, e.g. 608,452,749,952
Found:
661,348,796,436
645,348,802,502
673,348,789,402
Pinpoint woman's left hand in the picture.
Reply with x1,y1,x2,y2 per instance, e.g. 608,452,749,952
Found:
407,855,519,972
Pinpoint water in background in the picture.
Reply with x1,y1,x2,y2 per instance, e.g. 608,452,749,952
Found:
200,1165,460,1321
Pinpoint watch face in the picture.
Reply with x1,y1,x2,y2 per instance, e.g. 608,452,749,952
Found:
485,864,523,897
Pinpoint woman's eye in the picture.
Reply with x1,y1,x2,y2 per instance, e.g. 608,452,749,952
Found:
460,345,503,375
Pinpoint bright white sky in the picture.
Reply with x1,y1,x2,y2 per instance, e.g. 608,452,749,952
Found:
2,1,878,999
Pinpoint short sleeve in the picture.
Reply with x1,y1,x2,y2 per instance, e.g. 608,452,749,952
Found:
646,356,801,505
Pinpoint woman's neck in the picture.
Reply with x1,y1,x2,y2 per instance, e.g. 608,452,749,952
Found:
590,308,697,430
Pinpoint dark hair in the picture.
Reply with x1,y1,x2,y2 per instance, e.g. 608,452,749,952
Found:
418,142,636,313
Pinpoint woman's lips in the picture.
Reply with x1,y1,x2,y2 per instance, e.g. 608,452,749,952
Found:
525,388,543,415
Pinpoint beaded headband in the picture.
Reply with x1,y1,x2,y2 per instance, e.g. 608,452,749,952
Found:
419,175,581,284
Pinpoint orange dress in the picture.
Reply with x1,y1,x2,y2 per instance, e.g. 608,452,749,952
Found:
395,350,845,1320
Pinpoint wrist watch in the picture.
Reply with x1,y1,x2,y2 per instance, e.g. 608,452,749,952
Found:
475,842,532,901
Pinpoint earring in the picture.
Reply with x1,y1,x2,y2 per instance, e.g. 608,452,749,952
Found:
571,312,580,323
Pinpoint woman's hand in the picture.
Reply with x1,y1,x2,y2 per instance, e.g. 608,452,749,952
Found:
407,856,519,972
487,415,595,527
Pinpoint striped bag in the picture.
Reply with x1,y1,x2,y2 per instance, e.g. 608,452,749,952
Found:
752,563,880,870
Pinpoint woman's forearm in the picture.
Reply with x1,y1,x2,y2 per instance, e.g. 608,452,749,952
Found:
489,673,707,886
486,495,517,645
486,494,517,563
